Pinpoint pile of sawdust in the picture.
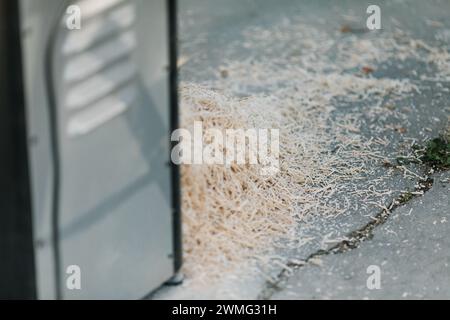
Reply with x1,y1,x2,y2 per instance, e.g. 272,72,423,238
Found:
177,13,444,284
179,76,415,282
179,85,302,280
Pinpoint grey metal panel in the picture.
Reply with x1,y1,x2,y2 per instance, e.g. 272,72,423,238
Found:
20,0,68,300
21,0,175,299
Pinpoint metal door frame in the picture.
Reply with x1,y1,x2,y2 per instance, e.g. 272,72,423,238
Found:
0,0,36,300
0,0,181,299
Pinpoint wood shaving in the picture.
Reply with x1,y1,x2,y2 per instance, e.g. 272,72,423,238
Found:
177,12,449,286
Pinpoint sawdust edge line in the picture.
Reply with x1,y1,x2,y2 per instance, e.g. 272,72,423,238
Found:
258,176,435,300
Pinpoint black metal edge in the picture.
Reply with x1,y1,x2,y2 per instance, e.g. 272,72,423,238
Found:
44,1,71,300
167,0,183,273
0,0,37,299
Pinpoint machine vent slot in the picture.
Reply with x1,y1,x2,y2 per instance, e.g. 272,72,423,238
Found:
62,4,136,55
66,60,136,110
60,0,138,137
75,0,128,21
67,85,138,137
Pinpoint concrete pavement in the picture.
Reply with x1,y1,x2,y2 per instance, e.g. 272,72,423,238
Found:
155,0,450,299
272,171,450,300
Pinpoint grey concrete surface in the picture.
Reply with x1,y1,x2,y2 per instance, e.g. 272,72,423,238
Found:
155,0,450,299
272,172,450,300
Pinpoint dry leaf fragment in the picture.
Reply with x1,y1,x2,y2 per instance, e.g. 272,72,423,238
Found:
362,66,375,74
340,25,352,33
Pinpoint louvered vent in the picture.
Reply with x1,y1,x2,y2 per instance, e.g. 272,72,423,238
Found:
61,0,138,137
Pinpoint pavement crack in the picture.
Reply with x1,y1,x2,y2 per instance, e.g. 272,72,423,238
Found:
257,177,434,300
